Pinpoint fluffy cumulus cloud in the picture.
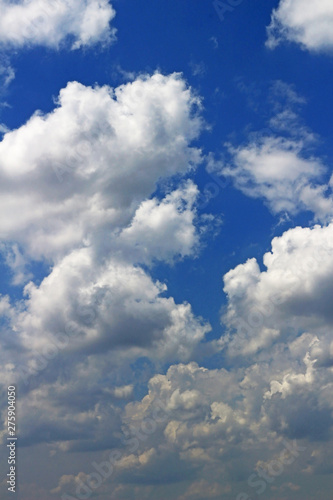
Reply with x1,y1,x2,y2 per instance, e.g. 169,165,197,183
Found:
218,83,333,221
223,135,333,220
0,0,116,49
12,247,210,367
0,73,203,263
221,222,333,357
0,73,212,460
200,222,333,490
118,181,201,265
266,0,333,52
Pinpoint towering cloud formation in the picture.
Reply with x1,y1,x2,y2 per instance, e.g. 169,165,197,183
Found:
0,73,211,458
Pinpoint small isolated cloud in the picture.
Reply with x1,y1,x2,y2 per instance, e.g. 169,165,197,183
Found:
0,242,33,285
218,82,333,221
112,64,138,82
279,482,301,491
179,479,230,499
223,135,333,220
189,61,206,78
269,80,306,111
209,36,218,49
112,385,134,399
0,56,14,88
0,55,15,111
266,0,333,52
0,0,117,50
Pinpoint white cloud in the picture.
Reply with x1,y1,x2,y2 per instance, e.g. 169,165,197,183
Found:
217,82,333,222
112,385,134,399
0,0,116,49
118,181,200,265
13,247,210,364
0,73,203,262
0,246,211,451
0,72,209,365
221,222,333,357
266,0,333,52
222,130,333,221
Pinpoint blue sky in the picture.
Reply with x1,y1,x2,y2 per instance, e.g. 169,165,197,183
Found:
0,1,333,499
